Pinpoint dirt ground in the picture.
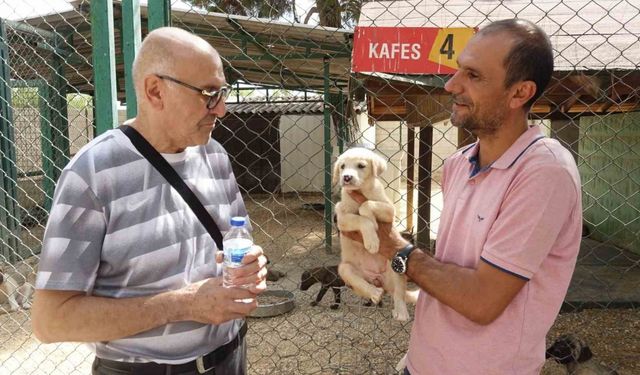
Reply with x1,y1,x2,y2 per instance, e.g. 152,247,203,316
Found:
1,193,638,374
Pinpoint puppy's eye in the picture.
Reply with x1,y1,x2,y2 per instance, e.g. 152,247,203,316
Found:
357,163,366,169
340,164,345,170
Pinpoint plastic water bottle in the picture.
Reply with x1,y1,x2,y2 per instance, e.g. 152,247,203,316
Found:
222,216,253,290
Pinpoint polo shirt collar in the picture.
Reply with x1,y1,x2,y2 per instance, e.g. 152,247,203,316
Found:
463,125,545,169
492,125,545,169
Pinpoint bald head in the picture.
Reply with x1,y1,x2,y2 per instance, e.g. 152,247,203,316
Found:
132,27,222,102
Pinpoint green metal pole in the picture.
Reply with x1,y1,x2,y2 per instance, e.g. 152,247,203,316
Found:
337,91,345,153
52,34,70,179
122,0,141,119
0,18,20,263
38,82,55,212
323,58,333,253
148,0,171,30
91,0,118,134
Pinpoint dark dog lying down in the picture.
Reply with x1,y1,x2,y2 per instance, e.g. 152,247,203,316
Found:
546,334,618,375
300,265,344,310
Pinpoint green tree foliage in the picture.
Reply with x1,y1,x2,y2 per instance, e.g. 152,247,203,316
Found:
187,0,364,28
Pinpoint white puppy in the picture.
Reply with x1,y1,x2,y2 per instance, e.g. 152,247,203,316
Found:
0,255,38,312
334,147,416,321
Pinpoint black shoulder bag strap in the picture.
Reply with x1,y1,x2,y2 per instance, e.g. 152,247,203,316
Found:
119,125,224,250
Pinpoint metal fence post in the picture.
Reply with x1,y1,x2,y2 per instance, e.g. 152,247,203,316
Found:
122,0,141,119
50,33,70,193
148,0,171,30
38,81,55,212
323,57,333,253
91,0,118,134
0,18,21,263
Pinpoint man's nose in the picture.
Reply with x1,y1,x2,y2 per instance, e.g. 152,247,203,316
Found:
343,175,353,183
209,99,227,117
444,70,462,94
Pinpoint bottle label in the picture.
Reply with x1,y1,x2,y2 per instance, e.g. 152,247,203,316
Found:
229,246,251,264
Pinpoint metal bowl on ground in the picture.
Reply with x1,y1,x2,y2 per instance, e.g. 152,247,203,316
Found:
249,290,295,318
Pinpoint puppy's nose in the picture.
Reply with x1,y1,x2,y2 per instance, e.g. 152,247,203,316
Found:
343,175,352,183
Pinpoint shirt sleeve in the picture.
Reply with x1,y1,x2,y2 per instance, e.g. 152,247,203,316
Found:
480,164,578,279
35,169,107,292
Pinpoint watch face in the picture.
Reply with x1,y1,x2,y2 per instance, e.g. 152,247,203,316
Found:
392,257,406,273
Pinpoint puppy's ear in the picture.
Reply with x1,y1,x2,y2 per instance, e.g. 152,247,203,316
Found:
576,344,593,363
371,152,387,177
332,157,342,186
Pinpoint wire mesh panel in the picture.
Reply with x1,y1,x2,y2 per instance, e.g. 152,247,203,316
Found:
0,0,639,374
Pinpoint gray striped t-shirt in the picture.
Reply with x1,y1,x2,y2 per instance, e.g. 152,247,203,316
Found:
36,128,248,363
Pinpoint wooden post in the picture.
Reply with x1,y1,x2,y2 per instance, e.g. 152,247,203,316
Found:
406,94,450,250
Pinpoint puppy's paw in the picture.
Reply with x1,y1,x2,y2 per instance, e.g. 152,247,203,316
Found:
360,208,379,231
393,307,410,321
369,287,384,305
395,354,408,372
21,301,32,310
363,235,380,254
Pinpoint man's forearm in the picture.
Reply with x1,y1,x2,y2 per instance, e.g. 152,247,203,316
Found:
405,248,525,325
32,289,189,343
406,250,483,321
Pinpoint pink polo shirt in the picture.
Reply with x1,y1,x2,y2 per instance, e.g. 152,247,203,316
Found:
406,126,582,375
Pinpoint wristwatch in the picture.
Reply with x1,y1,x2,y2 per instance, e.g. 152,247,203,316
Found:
391,243,416,274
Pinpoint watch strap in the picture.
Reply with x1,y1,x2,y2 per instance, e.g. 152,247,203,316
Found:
396,243,416,259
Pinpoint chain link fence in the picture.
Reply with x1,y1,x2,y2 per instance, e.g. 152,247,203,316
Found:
0,0,638,374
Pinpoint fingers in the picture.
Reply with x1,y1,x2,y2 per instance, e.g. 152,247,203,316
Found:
224,245,268,289
347,190,367,205
216,251,223,264
226,262,268,288
248,277,267,294
342,230,363,243
340,223,408,259
241,246,266,266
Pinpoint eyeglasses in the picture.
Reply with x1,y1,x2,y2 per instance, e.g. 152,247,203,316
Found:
156,74,232,109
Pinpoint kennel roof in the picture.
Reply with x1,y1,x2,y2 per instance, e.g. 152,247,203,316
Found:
7,0,353,98
357,0,640,118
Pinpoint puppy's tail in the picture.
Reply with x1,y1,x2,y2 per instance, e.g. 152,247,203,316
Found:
404,289,420,304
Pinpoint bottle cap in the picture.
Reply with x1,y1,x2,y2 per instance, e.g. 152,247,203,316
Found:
230,216,246,227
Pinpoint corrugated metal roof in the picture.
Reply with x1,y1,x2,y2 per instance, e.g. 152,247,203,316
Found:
12,0,352,95
226,101,324,114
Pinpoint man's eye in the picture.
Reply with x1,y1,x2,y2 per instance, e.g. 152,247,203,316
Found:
357,163,366,169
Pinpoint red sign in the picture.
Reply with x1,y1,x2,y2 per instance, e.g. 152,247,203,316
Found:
352,27,476,74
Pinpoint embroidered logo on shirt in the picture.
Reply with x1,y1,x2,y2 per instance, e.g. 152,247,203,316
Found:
477,214,485,222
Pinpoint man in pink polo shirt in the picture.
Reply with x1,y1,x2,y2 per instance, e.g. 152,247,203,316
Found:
344,19,582,374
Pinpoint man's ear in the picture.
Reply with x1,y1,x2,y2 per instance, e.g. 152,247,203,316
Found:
144,75,165,110
509,81,536,110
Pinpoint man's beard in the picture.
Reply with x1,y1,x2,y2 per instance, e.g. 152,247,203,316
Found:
450,103,505,136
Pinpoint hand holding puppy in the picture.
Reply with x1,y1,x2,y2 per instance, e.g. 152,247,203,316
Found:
342,190,410,260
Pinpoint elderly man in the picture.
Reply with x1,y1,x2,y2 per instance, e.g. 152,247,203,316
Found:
344,19,582,374
32,27,266,375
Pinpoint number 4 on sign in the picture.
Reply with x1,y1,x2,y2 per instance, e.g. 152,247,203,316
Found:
440,34,455,59
428,28,476,70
